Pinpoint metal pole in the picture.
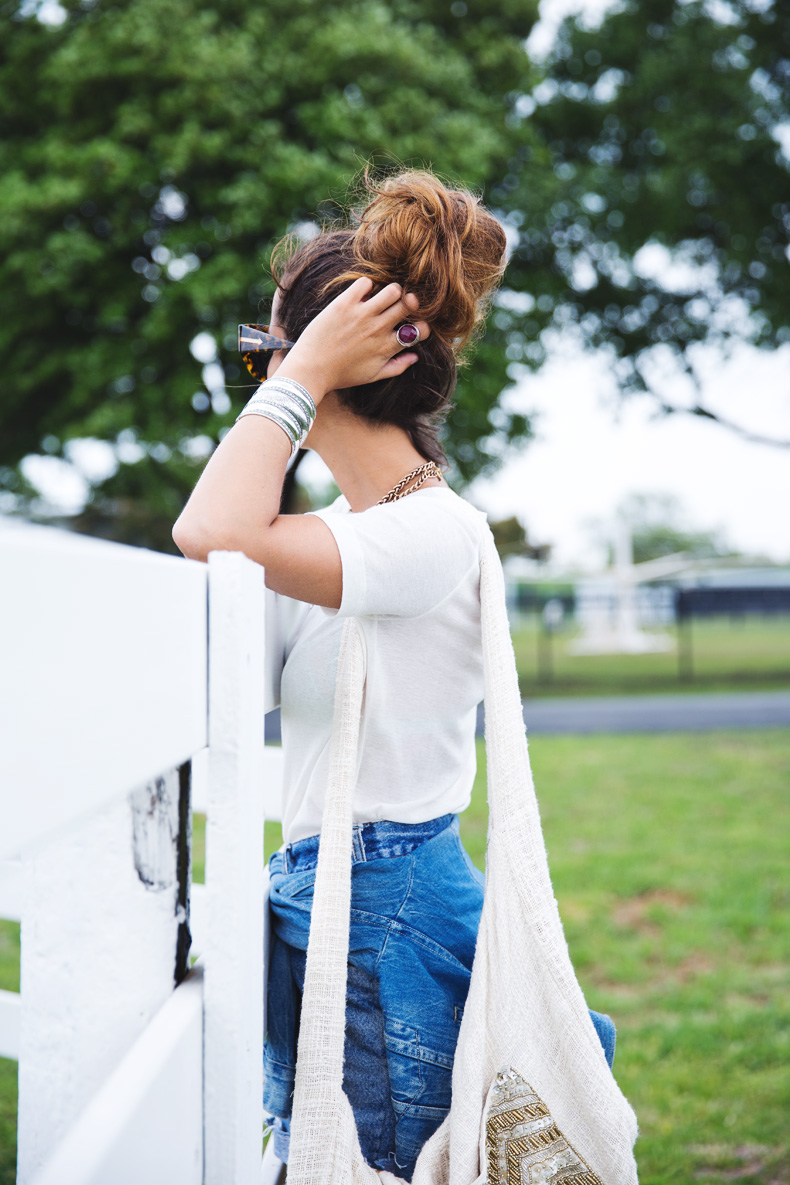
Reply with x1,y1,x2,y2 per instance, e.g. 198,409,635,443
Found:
537,606,553,684
677,592,693,683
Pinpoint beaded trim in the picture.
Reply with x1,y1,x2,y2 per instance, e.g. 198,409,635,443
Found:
486,1068,603,1185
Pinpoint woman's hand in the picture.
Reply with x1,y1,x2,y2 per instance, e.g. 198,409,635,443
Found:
274,277,431,401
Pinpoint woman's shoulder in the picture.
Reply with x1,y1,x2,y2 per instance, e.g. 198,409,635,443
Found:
363,488,486,552
313,486,487,531
307,486,488,617
318,486,489,566
409,486,488,526
382,487,489,548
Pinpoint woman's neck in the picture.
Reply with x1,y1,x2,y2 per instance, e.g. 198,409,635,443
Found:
307,394,443,512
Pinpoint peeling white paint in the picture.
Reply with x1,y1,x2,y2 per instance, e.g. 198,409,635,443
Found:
17,791,180,1181
129,770,180,893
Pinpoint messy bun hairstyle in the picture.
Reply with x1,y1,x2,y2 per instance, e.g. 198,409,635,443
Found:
270,169,507,466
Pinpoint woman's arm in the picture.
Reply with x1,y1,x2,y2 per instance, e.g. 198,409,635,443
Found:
171,279,426,608
172,414,344,603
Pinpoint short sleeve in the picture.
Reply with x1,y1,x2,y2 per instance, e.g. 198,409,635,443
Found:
311,492,483,619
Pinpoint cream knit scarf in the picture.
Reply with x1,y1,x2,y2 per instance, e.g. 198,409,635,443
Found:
286,528,639,1184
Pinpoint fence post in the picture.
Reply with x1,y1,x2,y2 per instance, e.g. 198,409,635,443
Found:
203,550,266,1184
676,590,694,683
537,611,553,684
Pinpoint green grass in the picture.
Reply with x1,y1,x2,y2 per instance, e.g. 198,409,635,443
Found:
0,920,19,1185
0,923,19,996
513,615,790,697
3,731,788,1184
0,1061,15,1185
463,730,790,1185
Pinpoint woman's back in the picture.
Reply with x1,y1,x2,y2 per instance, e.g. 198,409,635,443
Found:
269,487,488,844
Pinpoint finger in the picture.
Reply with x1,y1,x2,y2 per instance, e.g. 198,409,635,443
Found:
382,293,425,328
364,281,404,313
375,352,419,381
343,275,375,301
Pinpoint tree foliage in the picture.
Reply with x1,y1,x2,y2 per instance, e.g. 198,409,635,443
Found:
1,0,788,550
490,515,552,561
617,492,731,564
497,0,790,438
0,0,539,544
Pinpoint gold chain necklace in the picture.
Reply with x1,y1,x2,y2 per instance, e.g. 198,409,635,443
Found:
375,462,444,505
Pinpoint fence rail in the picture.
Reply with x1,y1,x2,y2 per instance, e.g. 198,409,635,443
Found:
675,585,790,617
0,519,282,1185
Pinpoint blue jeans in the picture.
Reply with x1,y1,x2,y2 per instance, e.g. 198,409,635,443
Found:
263,814,615,1181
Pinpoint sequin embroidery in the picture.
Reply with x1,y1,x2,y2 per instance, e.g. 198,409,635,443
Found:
486,1068,604,1185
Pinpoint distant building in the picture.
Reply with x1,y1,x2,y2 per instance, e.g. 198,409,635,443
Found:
505,548,790,652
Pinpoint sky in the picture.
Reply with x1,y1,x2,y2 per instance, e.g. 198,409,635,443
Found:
466,338,790,571
465,0,790,571
17,0,790,573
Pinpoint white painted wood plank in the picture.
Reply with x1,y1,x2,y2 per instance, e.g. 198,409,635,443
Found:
189,881,206,958
193,749,279,959
194,744,281,822
0,523,208,860
261,864,271,1074
191,867,270,968
0,860,21,922
17,781,182,1181
203,550,266,1185
191,746,210,813
0,989,20,1060
31,968,203,1185
196,872,271,1066
261,1137,286,1184
194,747,282,820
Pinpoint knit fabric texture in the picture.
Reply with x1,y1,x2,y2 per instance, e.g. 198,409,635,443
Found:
286,527,639,1184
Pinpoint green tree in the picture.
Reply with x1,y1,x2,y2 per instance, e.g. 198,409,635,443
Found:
490,515,552,561
4,0,789,553
619,493,731,564
496,0,790,444
0,0,540,547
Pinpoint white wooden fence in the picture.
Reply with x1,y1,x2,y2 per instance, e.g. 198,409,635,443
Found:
0,519,285,1184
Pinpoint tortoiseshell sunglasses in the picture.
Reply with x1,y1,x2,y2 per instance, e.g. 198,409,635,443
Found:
238,324,296,382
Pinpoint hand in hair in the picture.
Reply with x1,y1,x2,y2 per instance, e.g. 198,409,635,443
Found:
275,277,431,402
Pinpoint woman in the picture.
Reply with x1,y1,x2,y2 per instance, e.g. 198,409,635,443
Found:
173,169,614,1180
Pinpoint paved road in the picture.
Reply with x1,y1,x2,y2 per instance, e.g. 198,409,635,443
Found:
475,690,790,735
267,690,790,742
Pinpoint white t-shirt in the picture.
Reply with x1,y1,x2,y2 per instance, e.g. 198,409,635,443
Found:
263,486,489,844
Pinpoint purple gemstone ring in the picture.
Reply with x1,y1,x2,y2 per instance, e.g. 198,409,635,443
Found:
395,322,420,348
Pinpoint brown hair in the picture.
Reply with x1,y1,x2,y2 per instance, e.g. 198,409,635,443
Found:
270,169,507,465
